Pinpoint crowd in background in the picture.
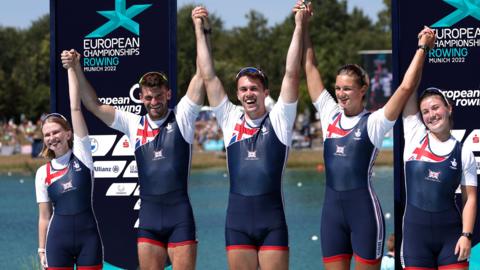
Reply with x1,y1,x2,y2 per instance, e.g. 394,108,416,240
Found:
0,110,326,157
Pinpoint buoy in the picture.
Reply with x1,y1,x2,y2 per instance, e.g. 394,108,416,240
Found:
316,164,324,172
385,212,391,219
297,182,303,187
311,235,318,241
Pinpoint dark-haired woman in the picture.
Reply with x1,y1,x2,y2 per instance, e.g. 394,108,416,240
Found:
301,4,436,268
35,52,103,270
401,86,476,270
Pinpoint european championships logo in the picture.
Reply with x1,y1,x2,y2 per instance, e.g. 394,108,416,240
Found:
82,0,151,72
86,0,152,38
432,0,480,27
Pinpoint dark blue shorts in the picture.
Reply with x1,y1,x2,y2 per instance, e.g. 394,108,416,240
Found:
138,191,196,248
321,186,384,264
225,192,288,251
402,204,468,269
46,210,103,269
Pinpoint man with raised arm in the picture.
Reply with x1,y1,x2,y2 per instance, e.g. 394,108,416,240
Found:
61,49,206,270
192,2,309,269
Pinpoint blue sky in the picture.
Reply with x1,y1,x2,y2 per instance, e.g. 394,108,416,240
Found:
0,0,384,29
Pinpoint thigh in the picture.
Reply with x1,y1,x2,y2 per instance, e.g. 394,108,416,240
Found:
402,221,436,269
76,228,103,267
260,226,289,251
46,222,75,268
438,224,468,269
138,241,168,270
168,244,197,270
227,249,258,270
258,249,288,270
321,201,352,261
347,192,384,262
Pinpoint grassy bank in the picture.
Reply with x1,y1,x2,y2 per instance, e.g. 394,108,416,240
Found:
0,149,393,174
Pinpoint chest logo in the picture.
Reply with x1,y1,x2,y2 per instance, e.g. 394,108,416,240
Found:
166,123,174,133
61,179,76,193
426,169,441,182
334,145,346,157
153,149,165,160
450,158,458,170
73,160,81,171
246,150,259,161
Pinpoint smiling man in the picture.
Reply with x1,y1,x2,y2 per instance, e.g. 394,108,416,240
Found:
61,50,205,270
192,2,308,269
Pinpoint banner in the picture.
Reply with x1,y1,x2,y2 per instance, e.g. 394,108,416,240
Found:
50,0,177,268
393,0,480,269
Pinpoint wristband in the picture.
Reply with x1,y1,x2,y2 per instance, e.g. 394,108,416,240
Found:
418,44,430,53
461,232,473,240
203,28,212,35
38,248,46,254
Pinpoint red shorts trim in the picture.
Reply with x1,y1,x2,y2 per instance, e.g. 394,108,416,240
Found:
323,253,352,263
259,246,289,251
226,245,258,251
354,254,381,265
138,237,166,247
167,240,198,248
77,265,103,270
439,262,469,269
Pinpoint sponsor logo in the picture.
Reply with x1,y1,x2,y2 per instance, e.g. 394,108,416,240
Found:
450,158,458,169
166,123,173,133
334,145,346,157
86,0,152,38
93,161,126,178
106,182,137,196
90,138,99,153
474,134,480,143
90,135,117,156
112,135,134,156
73,160,81,171
261,126,269,135
354,128,362,140
425,169,441,182
123,160,138,178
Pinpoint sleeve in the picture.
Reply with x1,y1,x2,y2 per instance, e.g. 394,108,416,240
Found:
35,165,50,203
110,109,141,139
175,96,202,144
461,146,478,186
73,134,93,171
269,96,298,146
312,90,340,140
367,108,396,148
402,113,426,145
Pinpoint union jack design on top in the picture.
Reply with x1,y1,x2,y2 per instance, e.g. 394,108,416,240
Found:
409,135,447,162
229,120,259,145
135,116,159,149
326,113,353,138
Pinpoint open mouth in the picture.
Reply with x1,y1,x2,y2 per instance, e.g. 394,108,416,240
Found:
244,97,256,105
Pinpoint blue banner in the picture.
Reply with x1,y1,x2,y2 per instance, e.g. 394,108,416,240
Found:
50,0,176,268
393,0,480,269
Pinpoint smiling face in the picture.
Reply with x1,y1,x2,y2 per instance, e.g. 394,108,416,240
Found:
140,86,172,120
42,121,72,158
236,75,269,120
420,95,452,136
334,74,367,116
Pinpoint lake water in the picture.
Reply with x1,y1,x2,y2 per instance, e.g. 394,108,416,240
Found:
0,167,394,269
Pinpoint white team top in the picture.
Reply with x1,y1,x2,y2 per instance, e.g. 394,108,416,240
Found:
403,113,477,187
110,96,201,147
212,96,298,147
314,90,395,148
35,135,93,203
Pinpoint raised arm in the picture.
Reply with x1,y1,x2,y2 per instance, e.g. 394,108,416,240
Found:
385,27,436,120
302,14,325,102
456,185,477,260
62,51,88,138
61,50,116,126
279,1,309,103
192,6,226,107
38,202,52,269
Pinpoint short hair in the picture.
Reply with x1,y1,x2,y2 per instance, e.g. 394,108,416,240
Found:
40,113,73,160
336,64,369,87
139,71,169,89
235,67,269,89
